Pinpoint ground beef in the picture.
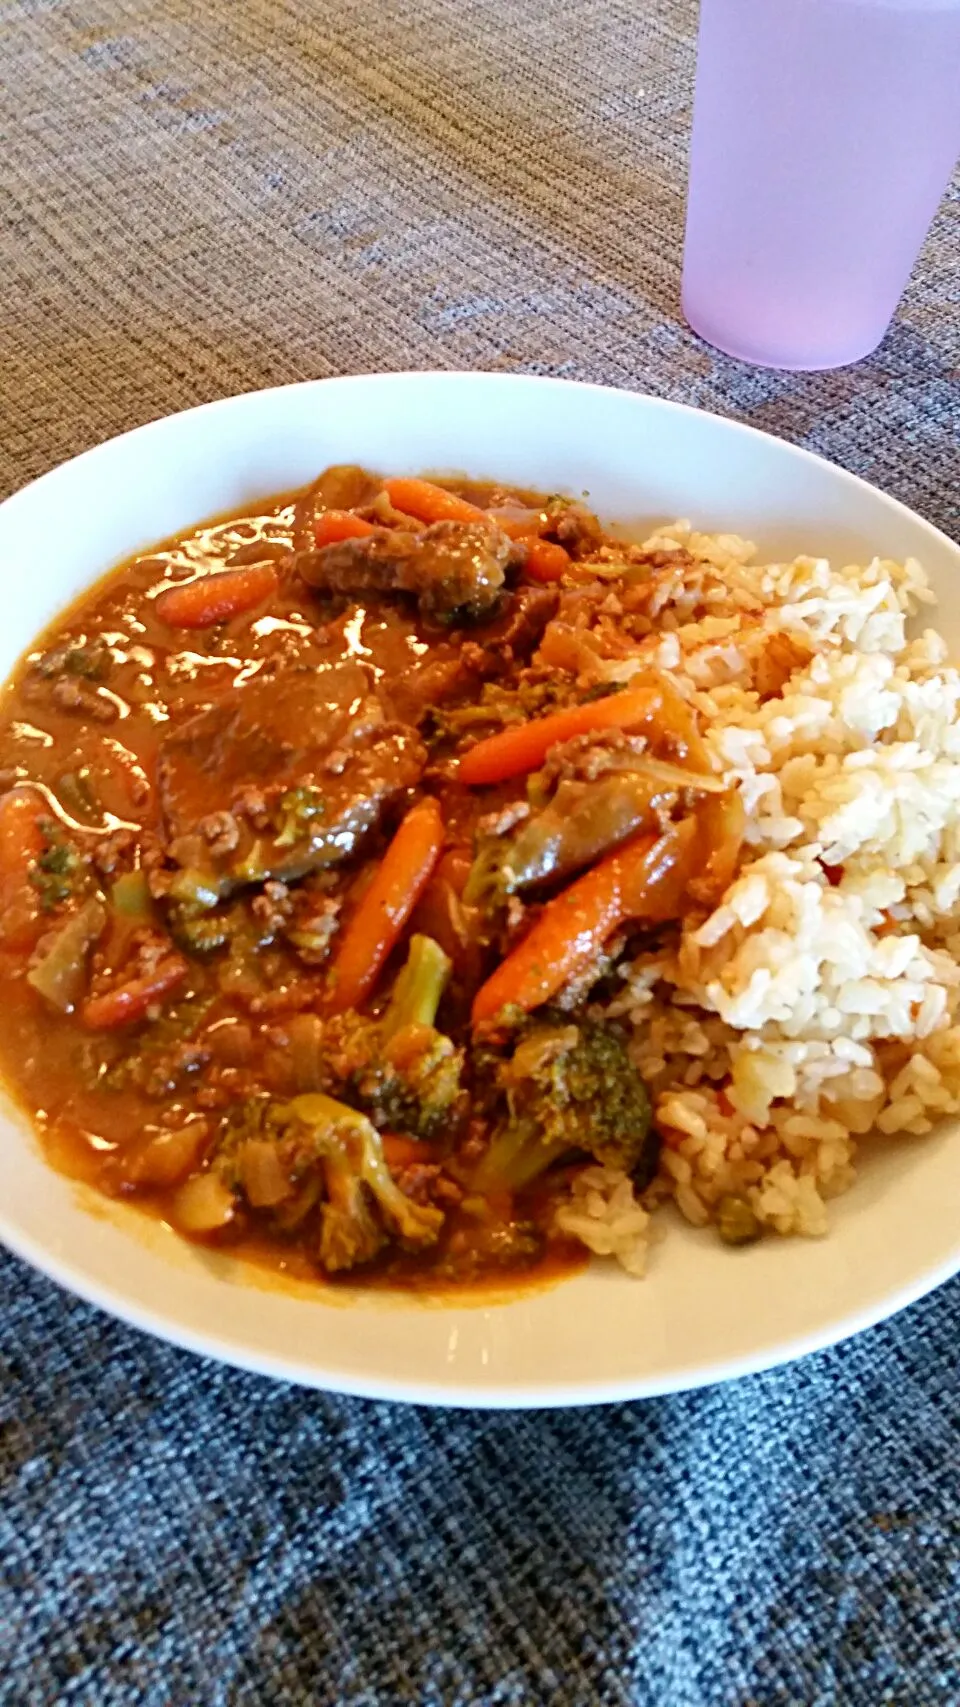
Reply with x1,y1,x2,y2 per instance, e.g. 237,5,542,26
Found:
551,505,604,558
475,800,531,840
392,1163,463,1210
90,927,180,994
31,638,111,682
92,828,139,879
536,728,652,788
284,890,341,965
197,810,241,857
232,786,271,829
247,979,327,1017
459,586,559,681
250,879,293,939
50,678,119,722
141,1040,212,1099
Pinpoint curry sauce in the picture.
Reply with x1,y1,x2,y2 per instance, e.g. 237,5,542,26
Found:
0,467,732,1291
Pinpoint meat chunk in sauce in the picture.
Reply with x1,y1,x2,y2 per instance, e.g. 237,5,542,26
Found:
158,665,426,891
294,520,512,623
457,585,559,680
385,587,559,724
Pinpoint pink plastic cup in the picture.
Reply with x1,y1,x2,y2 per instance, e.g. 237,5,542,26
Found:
682,0,960,371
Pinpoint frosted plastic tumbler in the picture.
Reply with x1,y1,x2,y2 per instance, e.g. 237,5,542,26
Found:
682,0,960,370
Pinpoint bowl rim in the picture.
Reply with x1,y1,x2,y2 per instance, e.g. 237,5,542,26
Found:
5,1188,960,1408
3,368,958,563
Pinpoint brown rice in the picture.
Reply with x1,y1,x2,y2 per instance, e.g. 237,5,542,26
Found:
554,522,960,1274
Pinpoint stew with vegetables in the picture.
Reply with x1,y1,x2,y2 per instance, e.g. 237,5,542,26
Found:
0,466,743,1290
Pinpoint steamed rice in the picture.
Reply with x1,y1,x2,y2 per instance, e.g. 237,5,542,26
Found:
555,522,960,1274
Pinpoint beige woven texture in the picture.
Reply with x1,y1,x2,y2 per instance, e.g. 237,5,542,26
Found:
1,0,958,540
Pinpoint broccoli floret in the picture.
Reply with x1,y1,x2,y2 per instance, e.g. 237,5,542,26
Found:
381,930,449,1033
473,1017,656,1192
462,836,514,914
30,837,86,912
285,1092,444,1266
273,785,327,849
213,1088,444,1273
171,909,236,955
319,1150,389,1272
372,1023,463,1142
428,678,566,750
321,934,464,1143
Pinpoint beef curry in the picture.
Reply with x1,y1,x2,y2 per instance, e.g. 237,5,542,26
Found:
0,466,742,1290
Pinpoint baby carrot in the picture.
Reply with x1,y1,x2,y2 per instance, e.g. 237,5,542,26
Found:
313,510,378,548
82,952,189,1030
155,562,279,629
383,477,571,582
471,821,701,1027
519,537,571,583
383,478,481,527
382,1133,434,1170
457,684,662,787
327,797,445,1013
471,837,644,1026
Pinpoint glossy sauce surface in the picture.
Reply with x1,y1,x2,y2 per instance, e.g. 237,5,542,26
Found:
0,479,595,1293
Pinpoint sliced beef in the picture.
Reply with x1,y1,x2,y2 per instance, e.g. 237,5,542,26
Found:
294,520,512,622
384,587,560,724
457,585,559,681
158,666,425,892
385,656,467,725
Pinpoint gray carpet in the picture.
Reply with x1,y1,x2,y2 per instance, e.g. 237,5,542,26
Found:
2,1,959,1701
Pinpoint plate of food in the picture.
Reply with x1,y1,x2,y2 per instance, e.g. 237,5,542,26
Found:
1,371,959,1407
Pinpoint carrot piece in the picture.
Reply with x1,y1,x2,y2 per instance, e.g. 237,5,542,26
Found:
327,798,445,1013
154,562,279,629
383,478,572,582
519,536,571,583
382,1133,434,1170
0,789,45,951
383,478,482,527
480,514,571,579
457,684,662,787
471,820,703,1027
471,837,644,1026
81,952,189,1030
313,510,378,548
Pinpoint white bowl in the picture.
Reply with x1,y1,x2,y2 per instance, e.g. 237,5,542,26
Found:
2,372,959,1408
